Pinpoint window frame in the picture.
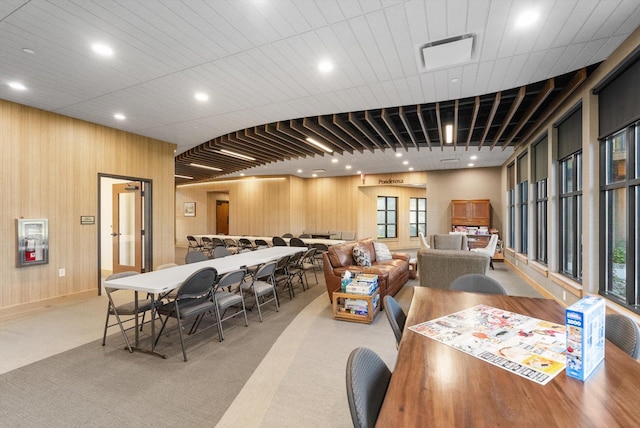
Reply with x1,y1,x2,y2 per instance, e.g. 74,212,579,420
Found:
409,197,427,238
599,122,639,314
377,196,398,239
558,152,583,282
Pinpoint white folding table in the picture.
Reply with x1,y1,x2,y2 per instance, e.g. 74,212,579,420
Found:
104,246,305,358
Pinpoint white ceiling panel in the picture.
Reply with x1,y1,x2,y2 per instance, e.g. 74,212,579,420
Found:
1,0,637,176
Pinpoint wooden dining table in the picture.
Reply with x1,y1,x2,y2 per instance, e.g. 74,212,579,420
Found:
376,287,640,427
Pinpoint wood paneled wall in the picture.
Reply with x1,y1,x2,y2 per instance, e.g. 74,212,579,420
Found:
0,100,176,315
176,170,508,251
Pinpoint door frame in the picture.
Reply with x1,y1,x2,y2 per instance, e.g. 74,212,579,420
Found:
97,173,153,295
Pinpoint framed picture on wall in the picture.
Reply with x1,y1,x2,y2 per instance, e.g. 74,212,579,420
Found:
184,202,196,217
17,219,49,267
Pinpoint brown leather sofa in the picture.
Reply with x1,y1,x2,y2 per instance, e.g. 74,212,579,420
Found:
322,238,410,304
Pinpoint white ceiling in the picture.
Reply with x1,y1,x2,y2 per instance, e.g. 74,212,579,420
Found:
1,0,639,178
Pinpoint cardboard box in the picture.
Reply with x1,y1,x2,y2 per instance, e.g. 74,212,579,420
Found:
565,296,606,381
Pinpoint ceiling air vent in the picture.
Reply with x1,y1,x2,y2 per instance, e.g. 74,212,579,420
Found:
417,34,475,72
440,158,460,164
312,169,326,173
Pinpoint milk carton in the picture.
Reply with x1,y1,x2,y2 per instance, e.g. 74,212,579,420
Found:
565,296,606,381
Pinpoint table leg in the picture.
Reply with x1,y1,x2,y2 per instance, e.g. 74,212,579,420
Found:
127,291,167,359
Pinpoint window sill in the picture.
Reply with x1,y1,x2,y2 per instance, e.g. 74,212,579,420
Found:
529,260,548,277
515,253,528,265
549,272,582,297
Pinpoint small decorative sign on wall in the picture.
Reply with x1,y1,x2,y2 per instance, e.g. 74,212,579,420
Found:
17,218,49,267
184,202,196,217
80,215,95,225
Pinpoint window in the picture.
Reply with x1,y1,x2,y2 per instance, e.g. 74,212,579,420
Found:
409,197,426,237
517,152,529,254
507,163,515,248
377,196,397,238
600,123,639,313
559,152,582,281
533,136,548,264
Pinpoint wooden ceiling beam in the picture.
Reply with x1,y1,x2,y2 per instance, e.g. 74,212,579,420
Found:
490,86,526,149
317,116,363,153
303,117,354,154
290,120,343,155
261,124,318,156
503,79,554,147
398,106,419,150
435,102,444,150
465,96,480,149
235,130,291,161
381,108,409,151
417,104,433,151
365,111,397,151
332,114,375,153
349,112,386,152
479,92,501,149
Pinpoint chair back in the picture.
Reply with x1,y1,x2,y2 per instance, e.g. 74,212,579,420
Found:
346,347,392,428
341,231,356,241
272,236,288,246
212,237,225,247
418,232,430,249
213,246,232,258
383,296,406,347
201,236,214,247
485,234,499,256
239,238,253,250
449,273,506,294
255,260,278,280
254,239,269,248
289,237,306,247
215,269,246,291
430,233,468,250
299,233,311,238
185,251,208,264
606,314,640,359
282,233,294,238
176,267,217,300
187,235,202,250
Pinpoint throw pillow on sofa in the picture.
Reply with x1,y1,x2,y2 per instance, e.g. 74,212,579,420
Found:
374,241,393,261
353,244,371,267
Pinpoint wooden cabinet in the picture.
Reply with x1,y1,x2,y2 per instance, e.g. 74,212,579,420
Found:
450,199,491,226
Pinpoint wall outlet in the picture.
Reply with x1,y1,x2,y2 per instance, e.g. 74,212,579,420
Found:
562,290,567,301
58,268,65,277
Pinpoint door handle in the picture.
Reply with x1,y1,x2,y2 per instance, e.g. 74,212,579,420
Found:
111,233,121,236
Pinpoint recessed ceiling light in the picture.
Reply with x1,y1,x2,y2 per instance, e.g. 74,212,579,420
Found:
190,163,222,171
346,165,352,170
297,169,302,173
451,77,460,83
470,155,478,160
22,48,35,54
403,160,409,165
445,124,453,143
8,81,26,90
515,10,540,29
331,159,338,164
395,153,402,158
312,173,318,178
409,167,414,171
468,163,475,167
114,113,125,120
318,60,334,73
92,43,113,56
195,92,209,102
240,173,245,177
357,170,362,174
